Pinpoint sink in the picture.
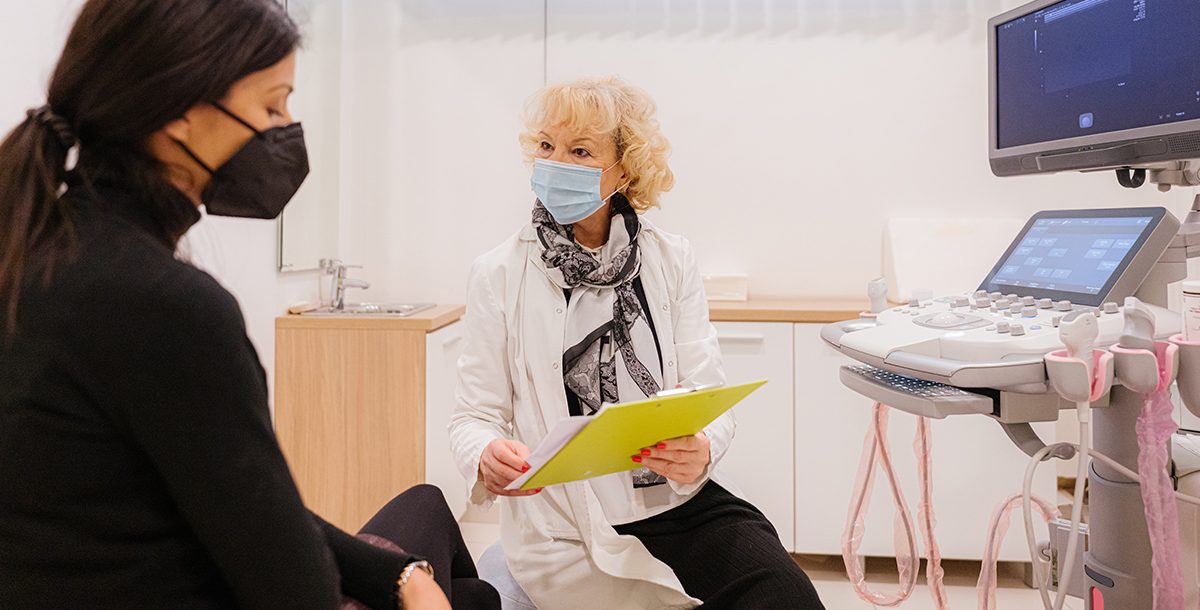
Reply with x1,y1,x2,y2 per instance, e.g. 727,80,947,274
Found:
303,303,436,317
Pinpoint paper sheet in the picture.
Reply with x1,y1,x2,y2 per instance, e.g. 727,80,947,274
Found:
504,414,593,491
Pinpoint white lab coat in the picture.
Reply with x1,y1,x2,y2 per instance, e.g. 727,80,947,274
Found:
449,219,734,609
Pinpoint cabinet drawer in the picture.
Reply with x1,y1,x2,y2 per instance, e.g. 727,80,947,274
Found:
714,322,795,551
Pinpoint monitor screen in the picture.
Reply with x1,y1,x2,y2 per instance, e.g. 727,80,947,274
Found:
979,208,1168,306
994,0,1200,150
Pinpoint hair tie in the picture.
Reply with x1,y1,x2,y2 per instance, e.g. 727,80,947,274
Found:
27,105,78,150
27,105,80,173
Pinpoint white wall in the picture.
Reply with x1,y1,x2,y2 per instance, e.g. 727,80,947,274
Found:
370,0,1195,308
350,0,546,306
0,3,81,122
6,1,1198,398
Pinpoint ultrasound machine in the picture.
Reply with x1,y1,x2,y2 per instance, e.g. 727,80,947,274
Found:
823,0,1200,608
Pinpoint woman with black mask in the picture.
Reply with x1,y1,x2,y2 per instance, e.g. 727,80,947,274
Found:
0,1,497,609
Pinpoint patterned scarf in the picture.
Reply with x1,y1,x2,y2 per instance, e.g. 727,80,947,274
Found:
533,196,666,487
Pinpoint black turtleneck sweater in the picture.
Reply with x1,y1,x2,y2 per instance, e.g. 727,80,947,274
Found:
0,178,412,608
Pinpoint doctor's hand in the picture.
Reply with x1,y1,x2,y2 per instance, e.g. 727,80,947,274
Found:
633,432,711,485
479,438,543,497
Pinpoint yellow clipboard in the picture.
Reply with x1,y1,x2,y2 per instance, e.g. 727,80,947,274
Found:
513,380,767,491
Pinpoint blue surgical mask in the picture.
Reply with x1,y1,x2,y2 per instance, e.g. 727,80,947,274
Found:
530,158,621,225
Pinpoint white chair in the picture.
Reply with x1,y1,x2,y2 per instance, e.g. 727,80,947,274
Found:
477,542,537,610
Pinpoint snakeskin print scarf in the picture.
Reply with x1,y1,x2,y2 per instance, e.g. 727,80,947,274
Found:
533,196,665,487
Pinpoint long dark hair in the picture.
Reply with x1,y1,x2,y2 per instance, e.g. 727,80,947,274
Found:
0,0,299,332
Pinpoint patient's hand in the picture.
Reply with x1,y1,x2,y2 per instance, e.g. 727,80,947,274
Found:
402,569,452,610
479,438,542,497
634,432,711,485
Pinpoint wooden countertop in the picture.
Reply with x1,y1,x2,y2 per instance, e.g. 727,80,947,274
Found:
276,304,466,332
708,299,867,324
278,299,866,331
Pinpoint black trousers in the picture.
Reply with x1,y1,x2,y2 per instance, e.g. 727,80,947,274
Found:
358,485,499,610
615,482,825,610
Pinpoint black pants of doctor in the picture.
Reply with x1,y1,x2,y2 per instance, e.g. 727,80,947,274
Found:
356,484,500,610
615,481,825,610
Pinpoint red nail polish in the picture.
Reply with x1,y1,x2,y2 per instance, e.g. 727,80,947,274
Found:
632,456,643,463
641,449,652,456
657,443,667,450
522,465,529,472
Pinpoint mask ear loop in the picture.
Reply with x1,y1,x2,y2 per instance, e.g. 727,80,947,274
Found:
172,102,265,176
603,180,632,204
210,102,263,136
174,139,216,175
600,161,630,204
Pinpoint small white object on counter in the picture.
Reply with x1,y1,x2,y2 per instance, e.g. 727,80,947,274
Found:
1183,280,1200,341
702,273,749,301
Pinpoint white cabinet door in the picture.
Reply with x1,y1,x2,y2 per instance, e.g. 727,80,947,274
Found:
793,323,1056,561
424,322,468,519
713,322,795,551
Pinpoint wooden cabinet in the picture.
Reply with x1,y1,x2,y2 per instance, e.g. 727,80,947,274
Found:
273,306,464,532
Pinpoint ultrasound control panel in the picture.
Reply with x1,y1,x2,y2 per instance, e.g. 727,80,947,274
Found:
821,207,1182,391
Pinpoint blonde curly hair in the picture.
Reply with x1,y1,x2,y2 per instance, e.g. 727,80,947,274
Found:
519,77,674,212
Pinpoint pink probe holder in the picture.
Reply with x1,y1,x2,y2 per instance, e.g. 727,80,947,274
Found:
1111,341,1179,394
1044,349,1114,403
1168,335,1200,418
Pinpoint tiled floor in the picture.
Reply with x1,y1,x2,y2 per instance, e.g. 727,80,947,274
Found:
459,521,1080,609
795,555,1079,610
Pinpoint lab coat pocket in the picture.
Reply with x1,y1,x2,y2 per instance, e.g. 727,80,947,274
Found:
523,491,584,541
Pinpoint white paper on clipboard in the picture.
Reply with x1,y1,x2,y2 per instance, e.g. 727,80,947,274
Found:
505,415,591,491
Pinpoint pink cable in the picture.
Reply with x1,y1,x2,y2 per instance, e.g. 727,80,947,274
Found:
843,403,920,606
915,417,949,609
975,494,1060,610
1135,342,1185,610
845,404,1066,610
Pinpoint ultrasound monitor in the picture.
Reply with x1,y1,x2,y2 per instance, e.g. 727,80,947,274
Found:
988,0,1200,176
978,207,1178,307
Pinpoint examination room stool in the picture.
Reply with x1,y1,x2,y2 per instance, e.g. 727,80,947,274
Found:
478,543,537,610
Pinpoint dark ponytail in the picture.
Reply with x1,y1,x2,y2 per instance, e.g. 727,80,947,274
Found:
0,107,80,334
0,0,299,334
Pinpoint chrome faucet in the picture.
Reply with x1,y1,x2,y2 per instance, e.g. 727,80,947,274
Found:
330,261,370,311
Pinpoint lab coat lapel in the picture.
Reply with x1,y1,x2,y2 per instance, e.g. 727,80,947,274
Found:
520,236,572,435
633,230,679,388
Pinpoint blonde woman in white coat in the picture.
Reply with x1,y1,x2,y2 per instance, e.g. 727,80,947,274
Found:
449,77,824,610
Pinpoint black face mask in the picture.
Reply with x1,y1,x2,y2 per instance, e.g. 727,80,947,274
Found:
175,102,309,219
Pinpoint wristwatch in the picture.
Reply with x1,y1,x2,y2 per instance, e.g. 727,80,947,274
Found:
395,559,434,609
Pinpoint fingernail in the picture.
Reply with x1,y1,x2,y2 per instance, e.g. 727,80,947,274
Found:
522,465,529,472
641,449,652,456
535,488,543,493
632,456,643,463
657,443,667,449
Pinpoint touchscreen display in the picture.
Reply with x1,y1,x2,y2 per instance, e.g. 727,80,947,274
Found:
990,216,1153,295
